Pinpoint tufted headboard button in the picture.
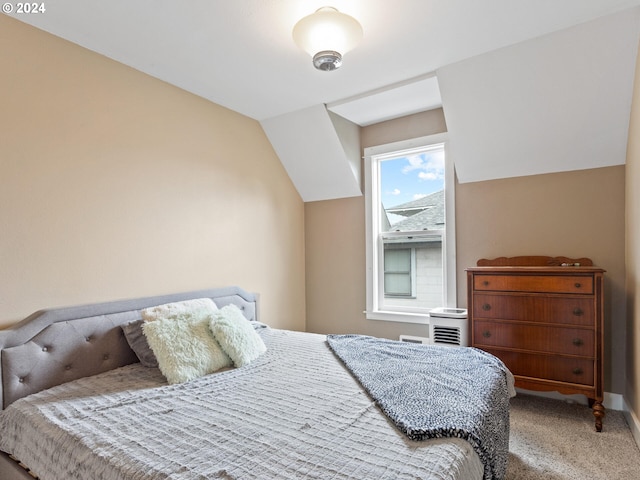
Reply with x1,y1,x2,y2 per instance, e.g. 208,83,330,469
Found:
65,365,72,371
18,377,25,383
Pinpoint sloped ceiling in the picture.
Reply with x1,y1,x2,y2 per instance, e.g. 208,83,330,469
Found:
5,1,640,199
438,9,640,183
261,105,362,202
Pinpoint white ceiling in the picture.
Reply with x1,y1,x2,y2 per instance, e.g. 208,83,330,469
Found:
7,0,640,124
7,0,640,201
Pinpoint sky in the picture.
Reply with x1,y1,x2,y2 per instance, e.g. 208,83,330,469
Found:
379,145,445,214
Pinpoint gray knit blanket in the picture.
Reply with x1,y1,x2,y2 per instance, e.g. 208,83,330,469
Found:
327,334,512,480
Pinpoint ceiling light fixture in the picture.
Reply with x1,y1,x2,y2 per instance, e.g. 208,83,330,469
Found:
292,6,363,72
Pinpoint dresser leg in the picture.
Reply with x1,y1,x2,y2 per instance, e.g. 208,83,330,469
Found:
592,401,605,432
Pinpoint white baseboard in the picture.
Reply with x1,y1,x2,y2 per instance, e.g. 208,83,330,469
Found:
604,391,625,411
623,399,640,450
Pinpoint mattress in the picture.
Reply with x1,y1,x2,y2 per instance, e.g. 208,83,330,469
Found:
0,327,487,480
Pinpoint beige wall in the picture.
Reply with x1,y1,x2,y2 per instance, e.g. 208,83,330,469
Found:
0,16,306,331
305,110,448,340
626,35,640,422
457,166,626,394
305,110,627,394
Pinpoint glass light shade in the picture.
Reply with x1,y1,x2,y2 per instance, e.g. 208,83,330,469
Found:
292,7,363,60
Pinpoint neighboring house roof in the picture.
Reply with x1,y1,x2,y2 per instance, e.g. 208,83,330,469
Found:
385,190,444,232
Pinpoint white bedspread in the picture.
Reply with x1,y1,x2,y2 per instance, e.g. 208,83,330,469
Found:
0,327,486,480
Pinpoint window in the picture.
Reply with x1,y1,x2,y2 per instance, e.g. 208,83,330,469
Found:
364,134,456,323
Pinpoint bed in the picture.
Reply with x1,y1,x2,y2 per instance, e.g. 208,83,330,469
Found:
0,286,514,480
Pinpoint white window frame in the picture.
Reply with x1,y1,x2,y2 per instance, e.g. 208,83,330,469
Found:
364,133,456,324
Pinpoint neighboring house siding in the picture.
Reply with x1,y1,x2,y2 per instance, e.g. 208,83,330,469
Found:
417,244,444,307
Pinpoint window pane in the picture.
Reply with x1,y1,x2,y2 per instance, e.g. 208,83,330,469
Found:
383,237,442,307
380,147,445,234
378,144,445,310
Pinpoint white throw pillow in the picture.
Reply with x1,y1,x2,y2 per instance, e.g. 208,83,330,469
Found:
141,297,218,322
210,304,266,367
141,298,232,384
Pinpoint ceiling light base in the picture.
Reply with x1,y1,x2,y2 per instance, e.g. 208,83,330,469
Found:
313,50,343,71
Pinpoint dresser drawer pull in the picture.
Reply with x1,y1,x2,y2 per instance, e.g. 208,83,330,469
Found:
482,303,491,311
573,308,584,316
572,367,584,375
483,280,490,286
572,338,584,347
482,331,492,338
575,282,582,288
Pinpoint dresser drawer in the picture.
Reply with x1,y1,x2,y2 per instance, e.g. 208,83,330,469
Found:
483,348,594,386
474,274,593,294
473,321,594,356
473,294,594,326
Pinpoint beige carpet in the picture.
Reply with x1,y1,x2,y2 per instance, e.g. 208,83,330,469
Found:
507,394,640,479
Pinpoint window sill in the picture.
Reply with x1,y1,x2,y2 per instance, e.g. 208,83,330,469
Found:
364,310,430,324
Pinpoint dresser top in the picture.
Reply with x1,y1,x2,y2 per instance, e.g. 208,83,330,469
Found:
466,255,604,273
466,266,605,274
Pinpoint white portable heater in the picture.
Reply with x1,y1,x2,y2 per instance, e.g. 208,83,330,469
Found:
428,307,468,347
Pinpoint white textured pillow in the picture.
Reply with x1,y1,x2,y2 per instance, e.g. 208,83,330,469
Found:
141,298,232,384
210,304,266,367
141,298,218,322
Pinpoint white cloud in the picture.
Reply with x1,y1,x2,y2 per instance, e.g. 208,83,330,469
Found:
401,152,445,181
402,155,426,173
418,171,439,180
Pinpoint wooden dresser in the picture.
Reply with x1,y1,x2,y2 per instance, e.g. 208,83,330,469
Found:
466,256,605,431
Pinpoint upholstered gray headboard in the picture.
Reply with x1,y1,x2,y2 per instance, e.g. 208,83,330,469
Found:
0,286,258,410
